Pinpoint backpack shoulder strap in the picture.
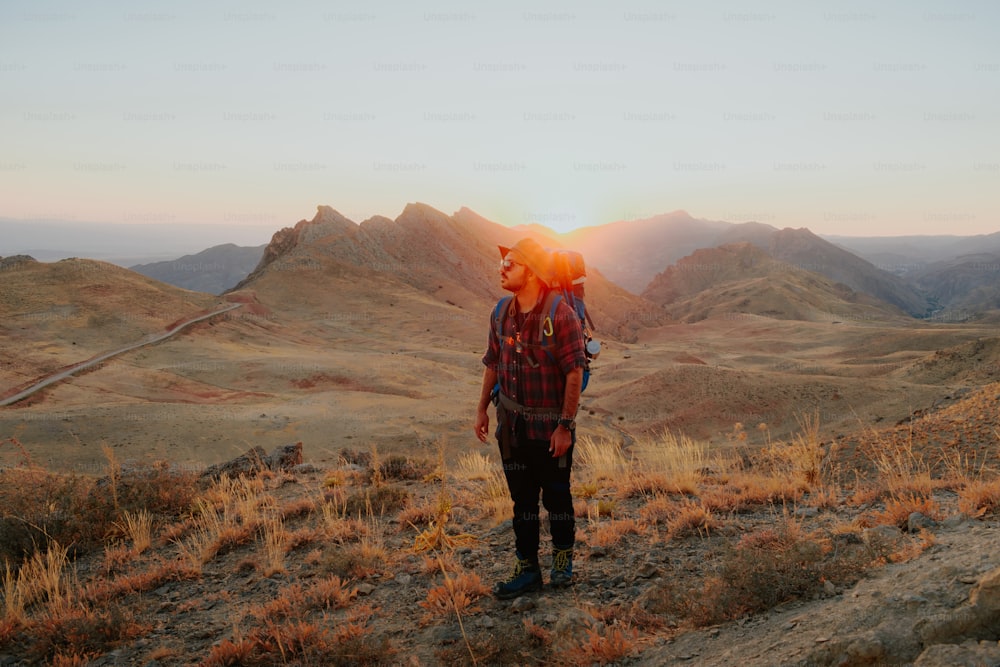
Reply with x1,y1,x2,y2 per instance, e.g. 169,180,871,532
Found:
538,290,562,351
493,296,513,341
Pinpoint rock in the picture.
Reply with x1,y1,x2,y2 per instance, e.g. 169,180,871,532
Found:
395,573,412,586
865,525,903,546
914,639,1000,666
200,443,304,482
823,580,837,596
510,596,535,613
551,608,599,650
908,512,938,533
589,545,608,558
292,462,319,475
970,566,1000,613
637,562,659,578
356,583,376,596
479,615,495,629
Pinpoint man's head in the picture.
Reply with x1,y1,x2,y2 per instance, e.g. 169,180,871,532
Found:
498,238,551,293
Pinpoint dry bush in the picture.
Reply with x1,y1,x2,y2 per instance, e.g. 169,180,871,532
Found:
23,603,147,665
804,484,842,509
563,625,638,666
637,495,673,526
862,426,946,496
453,466,511,526
0,468,94,566
114,509,153,554
319,524,388,579
377,454,435,482
7,542,76,614
279,497,316,520
422,552,461,576
876,493,940,530
958,477,1000,518
259,516,287,577
82,559,199,605
307,575,357,610
398,498,437,528
587,518,643,548
342,485,409,518
648,518,870,627
419,572,490,622
574,481,600,499
456,451,493,480
576,435,630,483
628,431,719,496
699,471,805,513
757,411,828,487
412,493,476,553
666,499,719,538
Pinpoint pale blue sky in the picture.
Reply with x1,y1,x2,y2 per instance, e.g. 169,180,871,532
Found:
2,0,997,239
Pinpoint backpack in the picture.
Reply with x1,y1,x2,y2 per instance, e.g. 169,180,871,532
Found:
491,248,600,395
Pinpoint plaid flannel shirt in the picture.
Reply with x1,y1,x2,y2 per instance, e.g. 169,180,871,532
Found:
482,292,588,441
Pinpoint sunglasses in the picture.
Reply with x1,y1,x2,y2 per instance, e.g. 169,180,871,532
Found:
500,258,523,271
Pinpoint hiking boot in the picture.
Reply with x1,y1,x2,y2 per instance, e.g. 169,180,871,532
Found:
494,554,542,599
550,546,574,589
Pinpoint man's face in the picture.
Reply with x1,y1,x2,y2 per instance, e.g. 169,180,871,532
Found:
499,254,529,292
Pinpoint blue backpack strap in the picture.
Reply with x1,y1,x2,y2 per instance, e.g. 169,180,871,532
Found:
541,290,591,393
490,296,513,405
493,295,513,342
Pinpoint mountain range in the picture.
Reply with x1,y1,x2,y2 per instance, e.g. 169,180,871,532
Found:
112,206,998,323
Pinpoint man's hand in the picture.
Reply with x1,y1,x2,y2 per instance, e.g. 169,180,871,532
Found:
549,424,573,458
474,408,490,443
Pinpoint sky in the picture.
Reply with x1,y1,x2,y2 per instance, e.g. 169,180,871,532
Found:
1,0,998,242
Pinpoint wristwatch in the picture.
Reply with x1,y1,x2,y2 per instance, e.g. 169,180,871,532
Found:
557,418,576,431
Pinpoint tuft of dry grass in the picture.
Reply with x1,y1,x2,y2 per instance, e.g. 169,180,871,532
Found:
412,493,476,553
576,435,630,483
876,493,940,530
114,509,153,554
563,625,638,665
666,499,719,538
419,571,490,622
957,477,1000,518
587,518,643,548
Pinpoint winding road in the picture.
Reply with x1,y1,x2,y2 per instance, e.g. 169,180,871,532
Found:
0,303,242,407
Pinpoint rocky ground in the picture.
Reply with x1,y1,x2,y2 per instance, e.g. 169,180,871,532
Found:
5,418,1000,666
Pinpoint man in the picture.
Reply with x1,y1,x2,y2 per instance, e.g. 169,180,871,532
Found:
475,238,588,599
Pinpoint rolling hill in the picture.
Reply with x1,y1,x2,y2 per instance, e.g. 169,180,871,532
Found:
640,243,908,324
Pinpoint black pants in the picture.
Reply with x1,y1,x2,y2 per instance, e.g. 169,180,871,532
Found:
499,437,575,562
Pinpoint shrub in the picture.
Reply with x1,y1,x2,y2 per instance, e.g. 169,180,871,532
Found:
647,519,869,626
342,486,409,518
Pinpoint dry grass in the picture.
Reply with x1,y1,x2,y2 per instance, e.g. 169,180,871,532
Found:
114,509,153,554
2,388,998,666
576,435,630,483
877,494,941,530
412,492,476,553
957,477,1000,518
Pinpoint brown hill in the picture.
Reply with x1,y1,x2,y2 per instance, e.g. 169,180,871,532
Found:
640,243,906,324
910,252,1000,319
758,227,931,317
566,215,931,316
0,256,223,386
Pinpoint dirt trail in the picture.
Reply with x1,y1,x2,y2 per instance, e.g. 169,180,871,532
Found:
0,303,241,406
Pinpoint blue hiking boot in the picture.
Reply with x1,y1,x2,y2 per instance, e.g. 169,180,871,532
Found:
550,546,574,589
494,554,542,599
